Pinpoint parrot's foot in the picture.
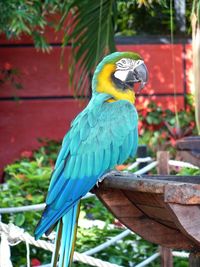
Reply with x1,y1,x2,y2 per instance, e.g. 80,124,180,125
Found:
96,171,142,187
102,170,143,179
96,171,118,187
130,173,143,179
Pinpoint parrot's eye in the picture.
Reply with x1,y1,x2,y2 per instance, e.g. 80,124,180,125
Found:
116,58,134,71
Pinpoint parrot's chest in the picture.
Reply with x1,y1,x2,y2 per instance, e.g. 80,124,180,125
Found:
98,100,138,127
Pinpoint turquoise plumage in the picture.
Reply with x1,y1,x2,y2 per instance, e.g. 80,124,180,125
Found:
35,52,148,267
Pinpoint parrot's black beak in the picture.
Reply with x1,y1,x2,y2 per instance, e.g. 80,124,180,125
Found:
125,62,148,93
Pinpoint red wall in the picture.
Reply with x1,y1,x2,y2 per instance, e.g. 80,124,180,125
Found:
0,33,193,177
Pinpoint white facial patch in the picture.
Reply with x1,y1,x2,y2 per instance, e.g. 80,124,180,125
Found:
114,70,128,81
114,58,144,82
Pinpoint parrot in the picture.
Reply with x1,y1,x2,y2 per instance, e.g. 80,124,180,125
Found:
34,51,148,267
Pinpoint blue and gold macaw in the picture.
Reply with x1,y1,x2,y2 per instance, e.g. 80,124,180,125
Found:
35,52,148,267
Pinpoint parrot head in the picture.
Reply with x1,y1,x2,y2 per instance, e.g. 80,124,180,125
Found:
92,52,148,103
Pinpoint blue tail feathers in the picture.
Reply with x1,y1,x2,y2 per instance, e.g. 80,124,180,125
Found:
51,202,80,267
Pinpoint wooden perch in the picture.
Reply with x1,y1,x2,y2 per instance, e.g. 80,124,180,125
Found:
94,172,200,250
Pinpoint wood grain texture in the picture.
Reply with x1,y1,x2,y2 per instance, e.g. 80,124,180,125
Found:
157,151,169,175
167,203,200,246
101,174,200,194
123,191,165,208
189,252,200,267
176,137,200,151
94,187,196,250
160,247,173,267
94,173,200,250
165,183,200,204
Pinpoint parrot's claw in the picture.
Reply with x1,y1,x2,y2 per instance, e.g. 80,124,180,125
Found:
131,173,143,179
96,171,143,187
96,171,117,187
96,171,142,186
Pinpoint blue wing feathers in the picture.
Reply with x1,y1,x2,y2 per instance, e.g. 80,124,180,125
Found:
69,131,80,155
130,128,138,157
80,118,90,141
80,154,88,177
87,152,94,178
88,110,96,127
48,160,65,193
54,134,70,169
104,147,111,171
94,148,103,176
71,155,81,179
110,142,119,168
118,135,129,164
64,156,76,178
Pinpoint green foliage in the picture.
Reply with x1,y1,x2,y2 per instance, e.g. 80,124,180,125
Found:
0,63,23,93
1,139,60,266
59,0,117,95
138,95,197,156
116,0,172,36
178,167,200,176
1,167,51,265
0,0,62,51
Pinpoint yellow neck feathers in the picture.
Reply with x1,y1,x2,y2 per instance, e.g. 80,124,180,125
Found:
96,64,135,104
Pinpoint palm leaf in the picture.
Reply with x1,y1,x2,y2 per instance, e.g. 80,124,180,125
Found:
58,0,116,96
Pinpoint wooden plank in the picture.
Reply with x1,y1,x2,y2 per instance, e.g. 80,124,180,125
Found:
0,99,86,176
189,252,200,267
176,137,200,151
123,191,177,228
157,151,169,175
101,174,200,194
157,151,173,267
0,47,90,97
165,183,200,204
94,187,196,250
167,203,200,246
136,204,174,223
142,175,200,184
152,219,177,230
101,175,165,193
123,191,166,208
160,247,173,267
